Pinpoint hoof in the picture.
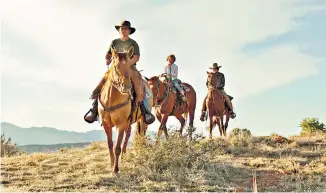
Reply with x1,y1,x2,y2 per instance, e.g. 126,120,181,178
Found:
111,172,120,178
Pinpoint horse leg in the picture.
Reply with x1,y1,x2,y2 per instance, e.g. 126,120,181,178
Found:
220,115,226,137
156,113,163,143
102,122,114,169
188,109,195,140
216,117,223,137
122,125,131,155
175,113,185,137
224,113,230,136
157,114,169,140
209,115,214,139
113,124,127,175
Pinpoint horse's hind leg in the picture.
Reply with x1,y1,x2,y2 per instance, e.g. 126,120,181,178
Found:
224,113,230,135
122,125,131,155
175,113,185,137
160,114,169,139
188,109,195,140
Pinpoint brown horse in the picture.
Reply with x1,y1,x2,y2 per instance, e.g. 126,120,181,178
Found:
146,74,196,140
98,46,153,175
205,71,230,138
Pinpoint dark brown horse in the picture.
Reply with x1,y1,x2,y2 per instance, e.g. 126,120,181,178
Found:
146,74,196,140
98,46,153,175
205,71,230,138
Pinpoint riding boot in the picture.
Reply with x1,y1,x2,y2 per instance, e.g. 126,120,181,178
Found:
130,65,155,124
84,99,99,123
90,71,109,100
140,98,155,124
180,90,187,102
84,72,108,123
224,95,236,119
200,95,207,121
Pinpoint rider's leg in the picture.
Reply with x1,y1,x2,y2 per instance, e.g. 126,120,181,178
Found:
130,65,155,124
84,72,109,123
173,79,187,101
219,89,236,119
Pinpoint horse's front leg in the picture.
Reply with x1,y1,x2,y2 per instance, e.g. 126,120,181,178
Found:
209,114,214,139
216,116,223,137
113,124,127,176
103,122,114,169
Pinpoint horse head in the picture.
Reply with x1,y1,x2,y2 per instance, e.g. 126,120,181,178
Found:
147,75,166,106
206,71,218,89
110,46,135,94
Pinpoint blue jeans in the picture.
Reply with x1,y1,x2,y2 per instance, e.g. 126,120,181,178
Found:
142,86,152,111
172,79,183,92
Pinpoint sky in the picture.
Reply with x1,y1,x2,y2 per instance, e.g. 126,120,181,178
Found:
1,0,326,137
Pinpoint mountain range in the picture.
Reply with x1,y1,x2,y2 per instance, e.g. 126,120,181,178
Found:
0,122,156,146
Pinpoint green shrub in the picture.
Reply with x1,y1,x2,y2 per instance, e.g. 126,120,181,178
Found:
228,128,252,147
1,134,22,157
300,117,325,136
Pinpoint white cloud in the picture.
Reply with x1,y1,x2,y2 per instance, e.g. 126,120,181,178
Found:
1,0,322,133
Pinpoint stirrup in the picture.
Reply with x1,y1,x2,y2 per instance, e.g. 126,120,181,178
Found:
84,109,97,123
143,113,155,124
230,112,236,119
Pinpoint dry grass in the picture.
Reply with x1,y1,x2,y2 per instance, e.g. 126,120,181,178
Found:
1,131,326,192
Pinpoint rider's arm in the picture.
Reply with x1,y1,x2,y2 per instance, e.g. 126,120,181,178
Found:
130,55,139,65
130,40,140,65
106,40,115,65
220,73,225,88
171,65,178,80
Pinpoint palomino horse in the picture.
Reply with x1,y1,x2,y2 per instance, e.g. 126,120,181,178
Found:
205,71,230,138
98,46,153,175
146,74,196,140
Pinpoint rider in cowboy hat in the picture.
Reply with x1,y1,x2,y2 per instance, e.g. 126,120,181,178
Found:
200,62,236,121
84,20,155,125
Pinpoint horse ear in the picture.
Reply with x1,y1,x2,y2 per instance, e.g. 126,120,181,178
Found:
127,46,134,58
111,47,117,58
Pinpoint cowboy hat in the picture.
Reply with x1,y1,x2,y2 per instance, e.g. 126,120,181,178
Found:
209,62,222,69
115,20,136,34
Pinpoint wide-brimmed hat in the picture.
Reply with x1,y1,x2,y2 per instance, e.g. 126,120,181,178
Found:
209,63,222,69
115,20,136,34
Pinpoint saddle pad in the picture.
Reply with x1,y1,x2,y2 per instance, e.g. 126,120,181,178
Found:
171,83,191,93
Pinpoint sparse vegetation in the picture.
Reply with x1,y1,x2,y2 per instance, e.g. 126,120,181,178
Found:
1,134,23,157
300,117,326,136
228,128,252,147
1,129,326,192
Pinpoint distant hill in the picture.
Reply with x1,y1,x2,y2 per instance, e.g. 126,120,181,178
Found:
0,122,156,146
17,142,92,153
